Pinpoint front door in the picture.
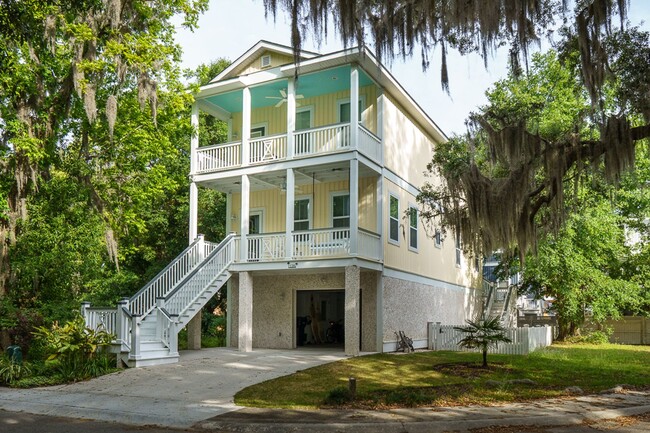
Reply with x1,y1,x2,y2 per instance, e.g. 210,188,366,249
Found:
248,212,262,261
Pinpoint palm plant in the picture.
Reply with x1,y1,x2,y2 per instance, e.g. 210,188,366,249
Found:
455,317,512,367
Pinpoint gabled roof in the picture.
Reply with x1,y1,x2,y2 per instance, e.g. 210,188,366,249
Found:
211,40,319,83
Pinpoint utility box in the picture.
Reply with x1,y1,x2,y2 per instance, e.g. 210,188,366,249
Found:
5,345,22,364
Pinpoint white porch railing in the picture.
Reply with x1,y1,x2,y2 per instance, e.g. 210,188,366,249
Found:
358,229,381,261
129,235,217,317
358,125,382,163
293,228,351,258
427,323,554,355
249,134,287,164
195,141,241,173
234,228,382,262
247,233,286,261
294,123,350,156
83,307,117,335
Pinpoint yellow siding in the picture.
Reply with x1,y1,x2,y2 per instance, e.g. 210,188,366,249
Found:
230,177,378,233
382,95,436,188
382,178,478,288
231,85,377,139
240,52,294,76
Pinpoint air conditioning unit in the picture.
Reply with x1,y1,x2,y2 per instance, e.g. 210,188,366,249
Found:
260,55,271,68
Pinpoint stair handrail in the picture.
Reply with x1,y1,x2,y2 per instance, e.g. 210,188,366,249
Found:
129,235,214,317
482,279,496,321
500,284,515,326
164,233,235,315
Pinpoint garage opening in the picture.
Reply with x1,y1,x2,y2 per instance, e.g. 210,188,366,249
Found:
296,290,344,347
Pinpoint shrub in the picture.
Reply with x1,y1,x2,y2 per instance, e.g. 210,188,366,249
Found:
0,356,32,385
324,386,354,405
567,329,612,345
455,317,512,367
32,315,114,381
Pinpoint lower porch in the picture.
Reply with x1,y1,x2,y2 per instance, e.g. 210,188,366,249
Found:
228,266,380,356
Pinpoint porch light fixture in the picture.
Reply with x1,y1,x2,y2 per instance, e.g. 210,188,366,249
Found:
280,178,287,192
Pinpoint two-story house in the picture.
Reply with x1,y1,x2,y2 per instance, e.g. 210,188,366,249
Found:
82,41,482,367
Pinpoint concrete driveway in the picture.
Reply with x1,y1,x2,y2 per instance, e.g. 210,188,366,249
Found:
0,347,345,429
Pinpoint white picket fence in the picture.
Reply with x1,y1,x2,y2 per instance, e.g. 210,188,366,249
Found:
427,323,554,355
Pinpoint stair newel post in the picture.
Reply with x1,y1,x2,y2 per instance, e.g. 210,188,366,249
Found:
156,298,165,342
130,315,142,360
197,233,205,261
169,317,179,357
80,301,91,327
116,298,129,349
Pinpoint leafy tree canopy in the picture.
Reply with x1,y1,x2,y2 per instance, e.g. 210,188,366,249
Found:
265,0,650,257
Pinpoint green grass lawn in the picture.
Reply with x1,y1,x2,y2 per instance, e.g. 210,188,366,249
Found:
234,343,650,409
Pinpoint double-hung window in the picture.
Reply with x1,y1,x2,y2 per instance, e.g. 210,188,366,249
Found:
332,194,350,228
408,205,418,251
294,198,310,231
389,194,399,244
455,231,462,267
434,229,442,248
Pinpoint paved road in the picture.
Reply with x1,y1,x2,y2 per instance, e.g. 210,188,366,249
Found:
2,407,650,433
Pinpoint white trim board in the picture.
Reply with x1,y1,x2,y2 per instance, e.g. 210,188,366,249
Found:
382,168,421,197
382,267,474,294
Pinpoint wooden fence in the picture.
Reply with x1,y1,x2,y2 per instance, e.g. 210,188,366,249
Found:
601,317,650,345
427,323,554,355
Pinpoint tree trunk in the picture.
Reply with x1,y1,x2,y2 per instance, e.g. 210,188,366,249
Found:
482,349,488,367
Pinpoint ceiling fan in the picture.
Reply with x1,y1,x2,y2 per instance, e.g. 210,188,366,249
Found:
265,89,304,108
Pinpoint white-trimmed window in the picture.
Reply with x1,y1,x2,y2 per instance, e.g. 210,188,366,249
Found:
337,97,365,124
295,106,313,130
455,231,462,267
332,193,350,228
294,198,311,231
434,228,442,248
260,54,271,68
408,205,418,251
250,123,267,138
389,194,399,244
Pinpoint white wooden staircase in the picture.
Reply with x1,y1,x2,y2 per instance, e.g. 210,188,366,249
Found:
482,279,517,327
82,234,235,367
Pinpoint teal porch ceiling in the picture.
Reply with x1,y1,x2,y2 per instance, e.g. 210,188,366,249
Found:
203,65,373,114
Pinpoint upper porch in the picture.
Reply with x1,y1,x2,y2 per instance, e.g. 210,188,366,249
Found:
191,64,384,178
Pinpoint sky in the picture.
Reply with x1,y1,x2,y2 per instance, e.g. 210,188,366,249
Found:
174,0,650,136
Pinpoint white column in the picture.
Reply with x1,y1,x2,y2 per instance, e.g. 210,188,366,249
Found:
345,265,360,356
238,271,253,352
376,174,383,261
376,88,384,139
242,87,251,166
225,192,232,234
376,89,384,165
189,103,200,244
227,118,233,142
190,104,199,174
350,159,359,255
285,168,295,260
286,78,295,160
240,174,250,261
189,181,198,243
350,65,360,149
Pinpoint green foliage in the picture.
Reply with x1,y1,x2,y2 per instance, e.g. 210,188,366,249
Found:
32,316,114,380
323,386,354,405
522,188,642,339
566,329,612,345
454,317,512,367
0,356,31,386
